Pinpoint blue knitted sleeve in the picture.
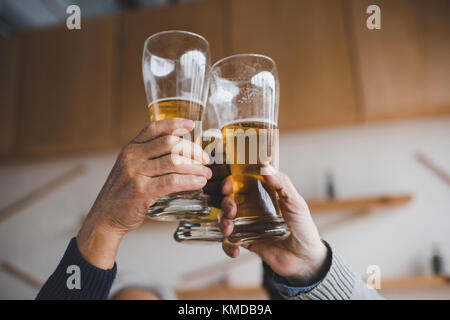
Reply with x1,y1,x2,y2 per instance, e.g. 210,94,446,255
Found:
36,237,117,300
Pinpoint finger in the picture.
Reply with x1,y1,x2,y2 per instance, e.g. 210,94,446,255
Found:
138,135,209,164
133,118,194,143
221,176,234,196
261,164,310,219
222,241,240,258
221,196,237,220
219,216,234,237
140,154,212,179
239,243,273,266
261,163,298,201
153,174,207,198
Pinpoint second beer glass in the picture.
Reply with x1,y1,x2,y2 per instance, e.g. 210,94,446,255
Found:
210,54,290,243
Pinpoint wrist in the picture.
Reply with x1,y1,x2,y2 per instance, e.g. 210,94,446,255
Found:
304,241,330,280
77,217,123,270
284,240,331,286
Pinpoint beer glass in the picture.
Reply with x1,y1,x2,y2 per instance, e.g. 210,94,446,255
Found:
210,54,290,243
174,104,227,242
143,30,211,221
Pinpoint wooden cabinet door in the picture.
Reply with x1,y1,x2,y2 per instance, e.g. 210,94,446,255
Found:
0,35,21,157
118,0,228,144
229,0,359,130
348,0,450,121
15,16,119,157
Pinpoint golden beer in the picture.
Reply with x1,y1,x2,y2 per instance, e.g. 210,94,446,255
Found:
149,98,204,122
221,119,288,243
149,98,204,144
147,98,209,221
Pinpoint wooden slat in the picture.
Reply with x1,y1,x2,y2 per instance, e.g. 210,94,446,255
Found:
15,16,120,156
308,194,412,213
175,286,267,300
175,276,450,299
348,0,450,121
319,209,371,232
1,261,44,290
0,35,21,156
381,275,450,290
417,152,450,186
229,0,359,130
0,164,86,223
117,0,229,144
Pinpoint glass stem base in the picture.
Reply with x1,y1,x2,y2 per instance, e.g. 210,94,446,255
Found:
228,217,290,244
146,190,210,222
174,221,223,243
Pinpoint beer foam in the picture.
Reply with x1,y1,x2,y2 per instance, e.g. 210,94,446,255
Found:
220,118,278,129
148,97,205,108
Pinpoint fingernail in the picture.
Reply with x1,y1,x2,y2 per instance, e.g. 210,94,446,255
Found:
185,119,195,128
198,176,207,185
172,128,190,135
206,167,213,179
262,162,276,175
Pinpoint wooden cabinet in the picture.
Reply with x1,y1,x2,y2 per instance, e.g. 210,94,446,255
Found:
117,0,229,144
0,35,21,156
1,0,449,160
348,0,450,121
14,16,120,157
228,0,359,130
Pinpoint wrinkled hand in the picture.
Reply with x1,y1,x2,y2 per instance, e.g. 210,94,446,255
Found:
77,118,211,268
219,165,330,285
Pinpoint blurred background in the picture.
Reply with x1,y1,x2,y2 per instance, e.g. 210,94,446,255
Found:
0,0,449,299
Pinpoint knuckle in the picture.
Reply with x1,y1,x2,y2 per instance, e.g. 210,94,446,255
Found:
166,174,180,186
161,136,181,155
165,118,179,131
163,134,177,146
141,123,153,138
144,123,153,133
172,117,185,126
120,146,135,165
132,176,147,194
166,154,177,167
124,165,136,180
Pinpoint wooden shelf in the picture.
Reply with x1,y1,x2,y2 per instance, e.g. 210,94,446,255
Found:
175,286,267,300
144,194,413,225
175,275,450,298
381,275,450,290
308,194,412,213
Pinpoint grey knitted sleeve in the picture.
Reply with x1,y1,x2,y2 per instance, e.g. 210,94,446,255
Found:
280,242,383,300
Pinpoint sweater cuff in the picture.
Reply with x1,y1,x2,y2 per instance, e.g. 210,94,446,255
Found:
36,237,117,300
279,241,357,300
264,262,323,296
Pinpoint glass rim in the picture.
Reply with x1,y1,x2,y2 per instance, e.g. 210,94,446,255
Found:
212,53,276,74
144,30,210,55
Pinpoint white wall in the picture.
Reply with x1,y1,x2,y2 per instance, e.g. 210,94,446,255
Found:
0,116,449,299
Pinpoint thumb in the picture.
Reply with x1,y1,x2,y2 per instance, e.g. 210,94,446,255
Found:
241,241,265,257
261,163,310,220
